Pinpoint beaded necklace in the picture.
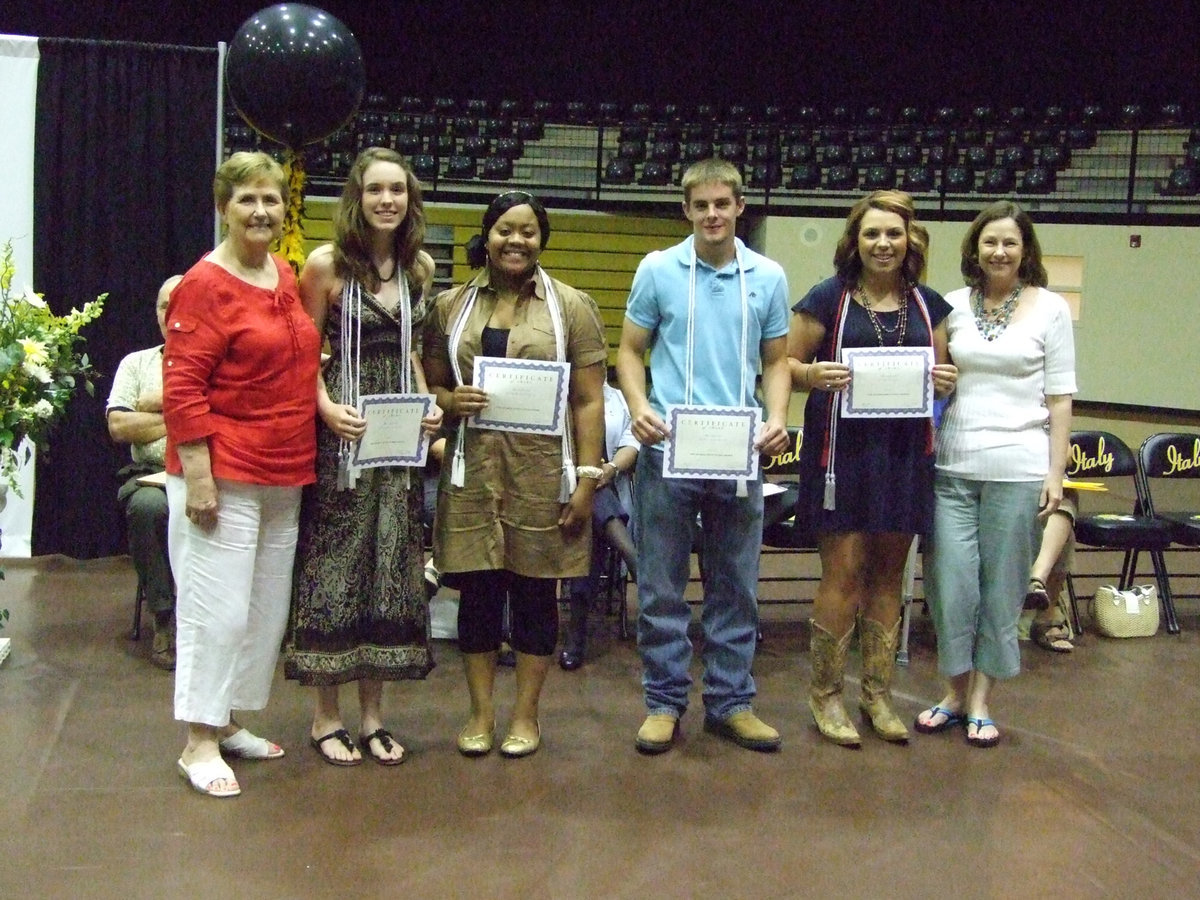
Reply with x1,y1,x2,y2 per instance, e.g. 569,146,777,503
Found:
855,284,908,346
971,282,1023,341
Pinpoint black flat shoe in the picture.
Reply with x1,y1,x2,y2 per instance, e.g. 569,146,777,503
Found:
558,648,584,671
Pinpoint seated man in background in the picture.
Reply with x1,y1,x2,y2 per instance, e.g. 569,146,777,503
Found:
559,379,639,671
106,275,180,669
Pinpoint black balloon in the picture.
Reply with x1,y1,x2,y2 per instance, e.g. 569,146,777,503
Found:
225,4,365,148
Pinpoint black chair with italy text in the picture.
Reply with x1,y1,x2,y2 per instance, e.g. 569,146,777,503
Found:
1138,432,1200,631
760,427,812,551
1065,431,1176,634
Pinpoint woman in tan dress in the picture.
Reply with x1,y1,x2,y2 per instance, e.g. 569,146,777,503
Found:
423,191,606,758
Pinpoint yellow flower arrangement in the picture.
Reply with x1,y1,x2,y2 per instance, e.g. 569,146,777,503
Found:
274,150,308,275
0,239,106,494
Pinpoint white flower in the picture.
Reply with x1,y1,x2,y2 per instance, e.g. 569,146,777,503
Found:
22,360,52,383
22,285,46,308
32,399,54,419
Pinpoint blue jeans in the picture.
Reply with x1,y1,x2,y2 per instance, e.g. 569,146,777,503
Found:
634,447,763,721
926,473,1042,680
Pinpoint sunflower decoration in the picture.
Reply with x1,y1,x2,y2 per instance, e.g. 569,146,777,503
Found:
274,149,308,276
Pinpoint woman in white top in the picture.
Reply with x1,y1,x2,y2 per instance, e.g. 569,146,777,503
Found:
917,201,1076,748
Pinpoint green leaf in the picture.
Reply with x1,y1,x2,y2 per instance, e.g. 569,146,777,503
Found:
0,343,22,370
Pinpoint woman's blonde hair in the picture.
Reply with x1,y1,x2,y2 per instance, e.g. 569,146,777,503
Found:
213,151,288,210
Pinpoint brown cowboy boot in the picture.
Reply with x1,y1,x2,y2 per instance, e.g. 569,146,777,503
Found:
858,616,909,743
808,620,861,747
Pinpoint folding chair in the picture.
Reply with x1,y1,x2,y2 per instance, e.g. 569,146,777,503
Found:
1139,432,1200,544
1138,432,1200,628
1065,430,1177,634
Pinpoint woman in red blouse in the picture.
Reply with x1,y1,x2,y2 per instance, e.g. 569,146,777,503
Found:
163,151,321,797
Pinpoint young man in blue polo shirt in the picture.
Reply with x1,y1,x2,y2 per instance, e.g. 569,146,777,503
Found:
617,158,792,753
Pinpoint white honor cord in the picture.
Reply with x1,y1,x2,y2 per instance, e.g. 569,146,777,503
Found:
397,274,413,394
445,281,478,488
336,275,413,491
823,291,851,510
337,281,363,490
686,240,750,495
396,273,413,489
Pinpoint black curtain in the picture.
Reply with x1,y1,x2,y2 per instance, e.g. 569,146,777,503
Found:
32,38,218,558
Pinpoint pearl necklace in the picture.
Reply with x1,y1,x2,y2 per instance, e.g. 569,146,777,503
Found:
856,284,908,346
971,282,1023,341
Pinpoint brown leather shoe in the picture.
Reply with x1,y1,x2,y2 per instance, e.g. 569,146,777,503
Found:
635,714,679,754
150,622,176,671
704,710,781,752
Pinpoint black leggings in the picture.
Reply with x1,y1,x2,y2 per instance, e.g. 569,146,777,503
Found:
455,570,558,656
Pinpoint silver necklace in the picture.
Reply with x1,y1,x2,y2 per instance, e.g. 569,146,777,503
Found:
971,282,1023,341
856,284,908,346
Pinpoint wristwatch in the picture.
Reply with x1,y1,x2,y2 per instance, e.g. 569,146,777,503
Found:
575,465,604,481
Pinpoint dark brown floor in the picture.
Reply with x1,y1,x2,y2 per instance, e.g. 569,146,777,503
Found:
2,553,1199,899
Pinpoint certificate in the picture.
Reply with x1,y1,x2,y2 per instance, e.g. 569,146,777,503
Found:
840,346,934,418
663,405,761,480
352,393,435,469
471,357,570,435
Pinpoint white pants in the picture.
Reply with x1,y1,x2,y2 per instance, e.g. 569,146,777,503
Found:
167,476,301,726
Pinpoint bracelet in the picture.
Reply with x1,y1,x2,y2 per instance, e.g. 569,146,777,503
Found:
602,461,618,475
575,465,604,481
804,364,814,390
